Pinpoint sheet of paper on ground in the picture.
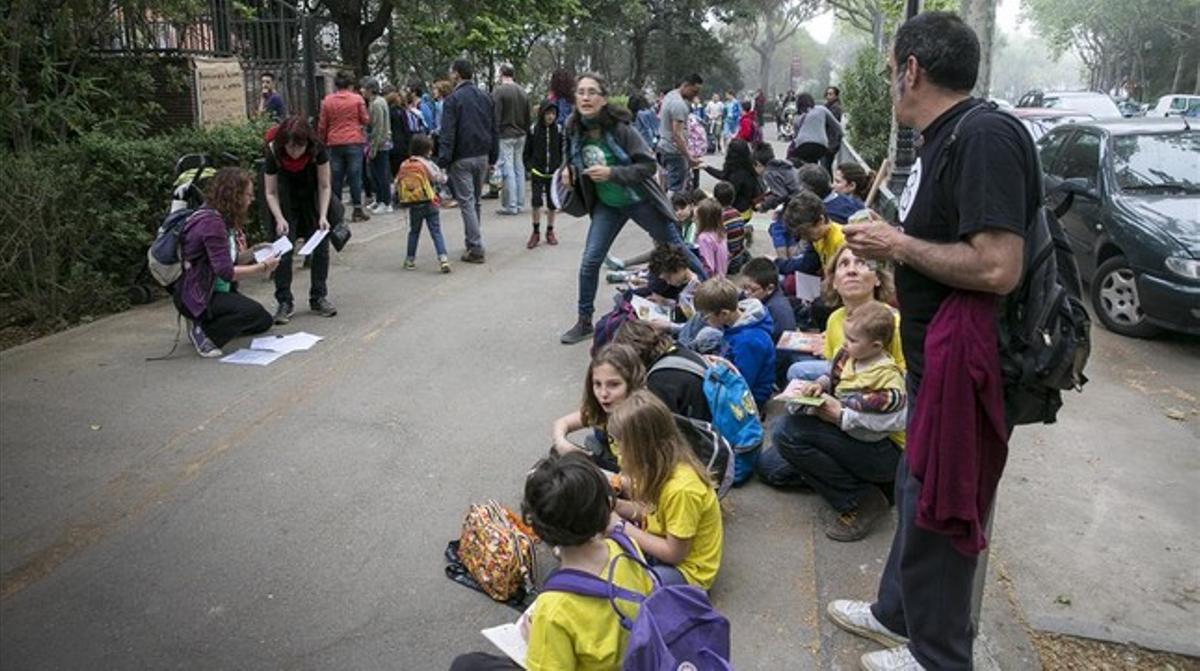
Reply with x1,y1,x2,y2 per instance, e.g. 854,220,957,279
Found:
219,349,288,366
250,332,323,354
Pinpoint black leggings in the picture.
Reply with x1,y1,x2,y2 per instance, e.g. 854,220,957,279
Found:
449,653,520,671
177,289,272,348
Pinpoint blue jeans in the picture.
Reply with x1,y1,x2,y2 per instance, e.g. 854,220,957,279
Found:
368,148,392,206
577,200,703,318
328,144,364,208
497,136,526,212
407,203,447,259
660,152,690,195
787,358,830,381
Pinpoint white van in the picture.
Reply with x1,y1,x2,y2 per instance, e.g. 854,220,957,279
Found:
1147,94,1200,117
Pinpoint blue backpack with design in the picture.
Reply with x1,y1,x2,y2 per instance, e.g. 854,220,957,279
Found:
542,530,733,671
651,353,764,484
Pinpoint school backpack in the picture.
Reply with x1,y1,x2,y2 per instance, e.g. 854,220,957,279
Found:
935,102,1091,426
686,115,708,159
542,530,733,671
673,414,736,500
592,292,638,356
652,354,764,485
396,157,437,205
457,500,539,602
147,207,202,287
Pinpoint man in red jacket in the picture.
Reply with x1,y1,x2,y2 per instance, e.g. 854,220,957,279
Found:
824,12,1035,671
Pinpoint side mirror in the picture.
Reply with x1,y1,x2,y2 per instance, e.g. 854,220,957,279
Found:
1061,177,1100,201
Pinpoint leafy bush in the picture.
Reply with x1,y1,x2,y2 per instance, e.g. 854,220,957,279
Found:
0,120,271,331
841,47,892,170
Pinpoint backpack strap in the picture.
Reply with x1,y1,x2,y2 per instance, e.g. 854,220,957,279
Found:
649,351,707,379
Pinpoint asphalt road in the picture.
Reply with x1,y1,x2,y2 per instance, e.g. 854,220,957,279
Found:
1,177,1196,669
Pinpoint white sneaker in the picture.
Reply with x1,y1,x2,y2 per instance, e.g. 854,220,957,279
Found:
861,645,925,671
827,600,909,648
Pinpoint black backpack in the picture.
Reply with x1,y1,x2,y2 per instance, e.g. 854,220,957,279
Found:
938,102,1091,426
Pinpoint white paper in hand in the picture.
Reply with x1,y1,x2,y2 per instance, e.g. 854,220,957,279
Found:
297,229,328,256
481,623,528,669
794,272,822,302
254,236,293,263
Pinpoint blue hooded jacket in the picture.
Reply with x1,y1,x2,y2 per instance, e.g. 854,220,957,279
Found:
724,298,776,406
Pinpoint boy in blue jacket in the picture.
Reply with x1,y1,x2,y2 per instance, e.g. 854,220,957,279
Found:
694,277,776,409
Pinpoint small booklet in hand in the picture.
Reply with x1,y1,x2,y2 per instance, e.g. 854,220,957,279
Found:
777,330,824,354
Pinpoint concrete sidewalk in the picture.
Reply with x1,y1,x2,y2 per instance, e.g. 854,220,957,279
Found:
1,169,1196,668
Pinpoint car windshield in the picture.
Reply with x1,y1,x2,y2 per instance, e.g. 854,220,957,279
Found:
1045,95,1120,118
1112,131,1200,192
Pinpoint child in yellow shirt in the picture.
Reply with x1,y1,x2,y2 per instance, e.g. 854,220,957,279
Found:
608,390,724,590
450,453,654,671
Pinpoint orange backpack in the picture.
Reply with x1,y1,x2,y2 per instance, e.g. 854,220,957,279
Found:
396,157,437,205
457,501,539,602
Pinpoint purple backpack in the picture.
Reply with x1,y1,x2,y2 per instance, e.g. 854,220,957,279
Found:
542,531,733,671
591,292,637,356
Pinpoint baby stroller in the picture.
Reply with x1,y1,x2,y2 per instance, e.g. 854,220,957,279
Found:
778,102,796,143
131,151,241,305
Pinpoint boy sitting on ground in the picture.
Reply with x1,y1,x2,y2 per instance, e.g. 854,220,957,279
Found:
739,257,796,341
754,143,802,213
774,191,845,277
693,277,776,409
606,193,695,282
633,243,701,324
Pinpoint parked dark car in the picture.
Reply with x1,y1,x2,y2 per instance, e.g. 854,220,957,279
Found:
1037,118,1200,337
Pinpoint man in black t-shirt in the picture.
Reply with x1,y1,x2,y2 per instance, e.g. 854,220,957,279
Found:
824,13,1033,671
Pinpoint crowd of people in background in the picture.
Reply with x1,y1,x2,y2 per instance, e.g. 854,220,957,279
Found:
178,15,1029,669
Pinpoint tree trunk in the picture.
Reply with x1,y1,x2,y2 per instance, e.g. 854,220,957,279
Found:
1170,52,1184,94
759,42,775,98
871,12,886,53
961,0,996,98
630,30,649,89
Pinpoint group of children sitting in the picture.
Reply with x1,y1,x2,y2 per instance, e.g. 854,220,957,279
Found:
453,157,898,670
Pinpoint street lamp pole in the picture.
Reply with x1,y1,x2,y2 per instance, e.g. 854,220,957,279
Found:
887,0,924,197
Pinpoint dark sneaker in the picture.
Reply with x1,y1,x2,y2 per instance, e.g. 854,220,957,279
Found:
351,207,371,222
560,317,594,345
461,250,486,264
273,302,294,325
526,231,540,249
187,320,223,358
546,229,558,245
310,297,337,317
825,487,889,542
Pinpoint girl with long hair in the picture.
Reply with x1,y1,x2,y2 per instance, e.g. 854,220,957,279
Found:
702,139,761,214
608,390,723,589
550,344,647,472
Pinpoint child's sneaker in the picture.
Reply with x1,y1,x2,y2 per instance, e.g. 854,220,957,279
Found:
546,229,558,245
527,231,540,249
404,259,416,270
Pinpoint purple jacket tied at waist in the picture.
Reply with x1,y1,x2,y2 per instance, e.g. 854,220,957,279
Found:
178,209,237,319
907,291,1009,556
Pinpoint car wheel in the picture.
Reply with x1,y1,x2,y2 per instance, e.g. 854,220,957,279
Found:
1090,255,1161,338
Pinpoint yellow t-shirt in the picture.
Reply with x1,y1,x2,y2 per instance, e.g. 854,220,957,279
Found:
526,539,655,671
812,223,846,266
822,307,906,371
835,354,908,449
644,463,724,590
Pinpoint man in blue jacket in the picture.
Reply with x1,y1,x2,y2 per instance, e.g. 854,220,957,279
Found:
437,59,498,263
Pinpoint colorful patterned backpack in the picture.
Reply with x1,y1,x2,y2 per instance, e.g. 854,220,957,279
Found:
457,501,539,602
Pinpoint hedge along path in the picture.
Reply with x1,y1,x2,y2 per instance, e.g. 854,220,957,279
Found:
0,308,407,602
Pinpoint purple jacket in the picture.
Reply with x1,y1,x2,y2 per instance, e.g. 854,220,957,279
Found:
178,209,237,319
